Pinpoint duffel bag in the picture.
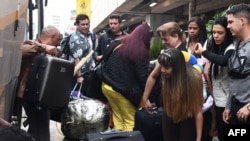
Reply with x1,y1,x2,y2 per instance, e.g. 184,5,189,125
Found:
61,96,110,140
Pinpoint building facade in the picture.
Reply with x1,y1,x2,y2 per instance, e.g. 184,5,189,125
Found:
90,0,250,34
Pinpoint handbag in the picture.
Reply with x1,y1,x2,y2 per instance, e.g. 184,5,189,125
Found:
81,40,123,103
82,65,107,102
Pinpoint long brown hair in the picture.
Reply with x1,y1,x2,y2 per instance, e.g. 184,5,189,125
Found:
158,48,203,123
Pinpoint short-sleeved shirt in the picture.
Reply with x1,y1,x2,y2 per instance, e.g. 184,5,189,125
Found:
69,30,93,74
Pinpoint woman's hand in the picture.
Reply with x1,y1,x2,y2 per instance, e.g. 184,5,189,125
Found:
223,108,231,124
194,43,204,55
140,98,156,114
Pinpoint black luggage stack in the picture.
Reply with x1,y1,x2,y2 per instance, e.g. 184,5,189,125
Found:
24,55,74,109
134,107,164,141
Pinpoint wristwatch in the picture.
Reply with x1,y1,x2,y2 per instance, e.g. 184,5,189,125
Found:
247,103,250,111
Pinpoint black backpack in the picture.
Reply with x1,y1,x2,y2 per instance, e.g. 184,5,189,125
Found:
58,35,72,60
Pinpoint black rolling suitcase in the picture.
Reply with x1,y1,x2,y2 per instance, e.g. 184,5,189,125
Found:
134,107,164,141
24,54,74,109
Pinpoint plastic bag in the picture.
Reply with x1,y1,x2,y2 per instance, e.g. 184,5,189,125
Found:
61,96,110,140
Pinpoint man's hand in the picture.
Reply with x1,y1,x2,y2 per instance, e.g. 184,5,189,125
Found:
96,55,103,61
44,45,57,56
236,104,250,122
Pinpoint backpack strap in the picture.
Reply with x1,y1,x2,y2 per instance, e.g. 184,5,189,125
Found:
90,32,96,50
103,39,122,62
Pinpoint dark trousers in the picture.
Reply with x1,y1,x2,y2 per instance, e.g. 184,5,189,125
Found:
230,97,250,125
12,97,24,127
24,103,50,141
162,114,196,141
202,110,213,141
215,106,226,141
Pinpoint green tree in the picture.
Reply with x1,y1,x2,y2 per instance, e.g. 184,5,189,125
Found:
206,5,232,36
150,37,164,60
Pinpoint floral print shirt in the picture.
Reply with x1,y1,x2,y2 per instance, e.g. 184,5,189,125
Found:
69,30,93,74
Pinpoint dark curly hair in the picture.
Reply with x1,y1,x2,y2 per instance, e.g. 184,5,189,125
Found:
75,14,89,25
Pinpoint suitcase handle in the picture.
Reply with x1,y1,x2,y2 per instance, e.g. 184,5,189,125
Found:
70,83,82,98
70,83,92,100
100,129,127,135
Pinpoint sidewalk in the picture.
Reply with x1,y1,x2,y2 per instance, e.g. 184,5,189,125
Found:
49,121,65,141
21,107,220,141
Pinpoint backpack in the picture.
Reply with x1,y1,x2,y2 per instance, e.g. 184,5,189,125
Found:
58,35,72,60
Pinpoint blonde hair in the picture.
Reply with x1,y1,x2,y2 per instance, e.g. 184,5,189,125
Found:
156,22,186,44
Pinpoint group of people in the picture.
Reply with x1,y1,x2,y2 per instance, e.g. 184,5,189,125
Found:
2,3,250,141
9,12,128,141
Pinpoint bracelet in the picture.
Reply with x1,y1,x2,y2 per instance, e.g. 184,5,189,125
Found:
77,76,82,78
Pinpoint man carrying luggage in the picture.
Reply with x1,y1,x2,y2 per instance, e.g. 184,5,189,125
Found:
13,25,60,141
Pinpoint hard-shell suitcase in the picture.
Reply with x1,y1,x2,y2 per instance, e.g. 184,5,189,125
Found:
86,130,144,141
134,107,164,141
24,55,74,109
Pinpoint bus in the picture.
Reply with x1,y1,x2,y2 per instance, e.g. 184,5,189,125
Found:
0,0,45,123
